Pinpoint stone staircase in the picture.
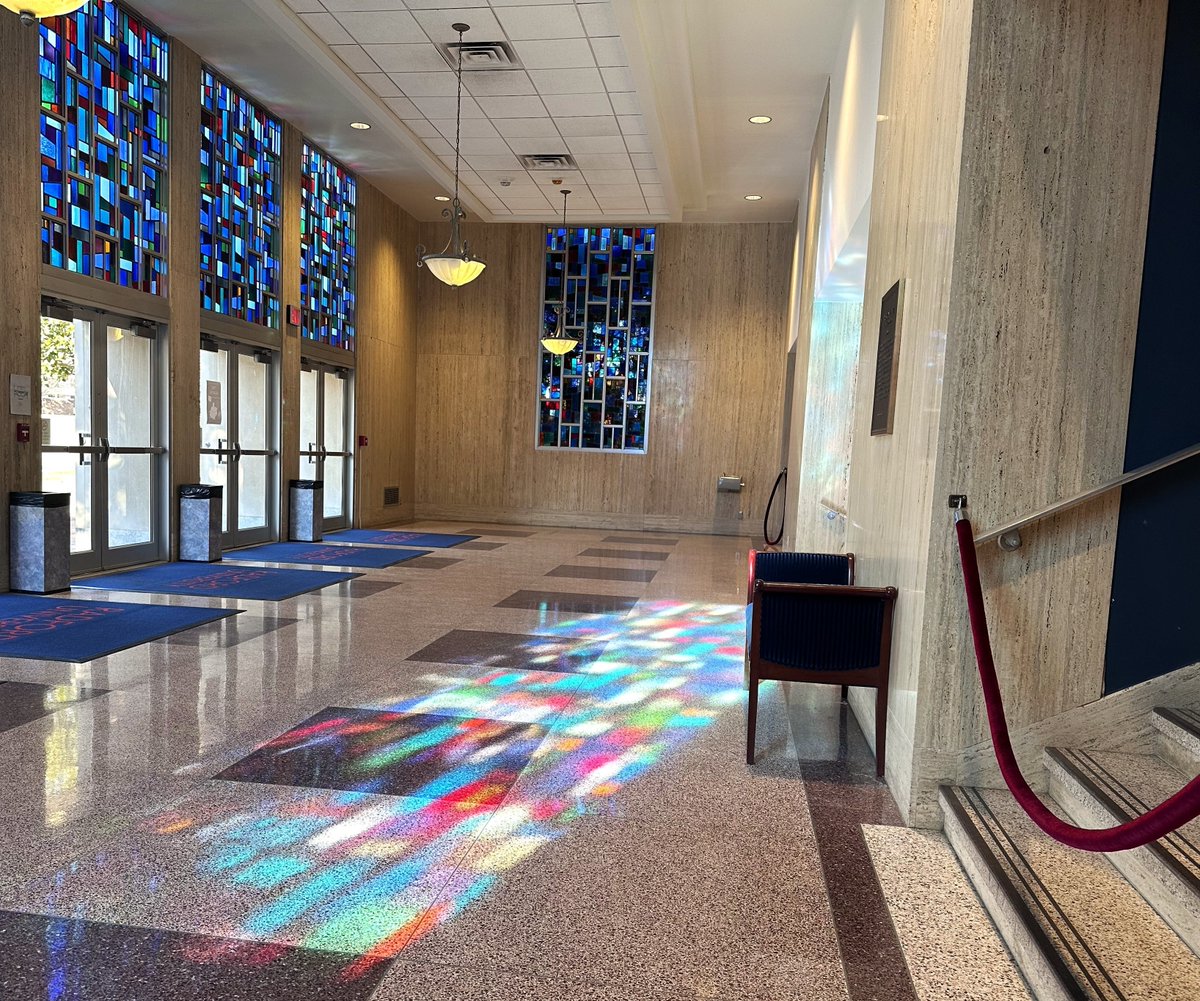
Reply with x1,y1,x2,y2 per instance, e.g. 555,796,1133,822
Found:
941,708,1200,1001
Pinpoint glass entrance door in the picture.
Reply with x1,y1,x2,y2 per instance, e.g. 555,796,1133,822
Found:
199,342,277,547
41,309,165,573
299,364,353,531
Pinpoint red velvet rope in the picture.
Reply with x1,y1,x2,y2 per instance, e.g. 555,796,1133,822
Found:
955,515,1200,851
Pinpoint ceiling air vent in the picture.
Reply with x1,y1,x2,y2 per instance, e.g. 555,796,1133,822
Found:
438,39,522,71
520,153,579,171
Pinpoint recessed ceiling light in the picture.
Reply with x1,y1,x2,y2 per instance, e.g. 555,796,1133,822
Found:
350,121,371,130
434,195,451,202
748,116,772,125
744,194,763,201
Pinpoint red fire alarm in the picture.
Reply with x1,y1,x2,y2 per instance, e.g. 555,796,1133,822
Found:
357,434,369,448
16,423,30,443
287,305,302,327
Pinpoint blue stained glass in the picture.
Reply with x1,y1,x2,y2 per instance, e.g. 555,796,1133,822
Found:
199,68,282,328
539,227,655,452
300,142,357,351
39,2,168,294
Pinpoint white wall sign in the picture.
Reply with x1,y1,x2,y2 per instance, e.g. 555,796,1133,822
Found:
9,374,32,416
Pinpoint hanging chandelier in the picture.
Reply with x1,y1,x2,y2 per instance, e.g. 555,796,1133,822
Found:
2,0,89,26
417,22,486,287
541,188,579,356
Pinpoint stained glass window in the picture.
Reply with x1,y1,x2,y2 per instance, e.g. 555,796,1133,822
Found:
300,142,357,350
539,227,655,452
200,69,282,327
39,2,168,294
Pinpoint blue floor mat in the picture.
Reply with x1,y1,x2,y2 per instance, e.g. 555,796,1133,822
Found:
227,542,430,568
325,530,478,549
0,595,239,662
75,563,359,601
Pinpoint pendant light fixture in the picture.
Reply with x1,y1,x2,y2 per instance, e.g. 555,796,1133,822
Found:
2,0,89,26
417,22,486,287
541,188,579,356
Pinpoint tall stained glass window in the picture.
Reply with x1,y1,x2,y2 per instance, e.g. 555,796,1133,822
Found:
39,2,168,294
200,70,282,327
539,227,655,452
300,143,357,350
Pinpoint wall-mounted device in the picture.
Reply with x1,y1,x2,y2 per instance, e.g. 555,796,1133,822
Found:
717,475,744,493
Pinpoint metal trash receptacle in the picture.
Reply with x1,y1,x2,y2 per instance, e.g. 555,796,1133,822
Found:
10,492,70,594
178,484,223,562
289,479,323,542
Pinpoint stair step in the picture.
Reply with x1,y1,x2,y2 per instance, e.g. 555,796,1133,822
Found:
940,784,1200,1001
1045,748,1200,956
1152,707,1200,776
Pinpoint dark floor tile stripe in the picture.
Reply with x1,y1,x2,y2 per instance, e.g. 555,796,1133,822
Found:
601,536,678,545
578,548,671,561
406,628,607,673
546,565,657,583
495,590,640,614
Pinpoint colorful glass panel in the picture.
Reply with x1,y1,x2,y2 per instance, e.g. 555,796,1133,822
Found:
200,69,282,327
300,143,357,351
539,227,655,452
39,2,168,295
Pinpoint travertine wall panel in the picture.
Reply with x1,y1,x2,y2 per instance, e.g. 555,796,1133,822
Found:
414,223,792,534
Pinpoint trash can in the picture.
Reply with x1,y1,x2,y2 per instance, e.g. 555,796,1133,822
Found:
289,479,323,542
9,492,70,594
178,484,223,562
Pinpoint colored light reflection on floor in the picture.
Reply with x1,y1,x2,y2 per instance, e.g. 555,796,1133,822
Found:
45,602,747,975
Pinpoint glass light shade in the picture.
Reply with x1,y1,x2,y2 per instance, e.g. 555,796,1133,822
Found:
541,334,579,355
2,0,89,18
422,254,486,287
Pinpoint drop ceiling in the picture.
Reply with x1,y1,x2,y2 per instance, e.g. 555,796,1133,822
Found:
126,0,854,223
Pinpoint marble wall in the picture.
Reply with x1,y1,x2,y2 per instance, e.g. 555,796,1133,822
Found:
842,0,976,820
414,222,793,535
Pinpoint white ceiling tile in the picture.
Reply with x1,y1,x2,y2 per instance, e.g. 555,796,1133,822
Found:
360,73,403,98
528,68,604,95
635,168,660,183
322,0,411,9
503,195,555,212
489,0,568,6
618,115,646,135
401,0,491,8
583,168,637,184
413,95,486,118
388,71,458,97
465,71,537,97
597,199,646,212
571,153,632,171
422,137,455,157
362,43,447,73
432,118,501,139
458,137,515,155
565,135,625,154
578,2,619,37
622,134,651,154
645,197,668,212
532,169,584,185
630,153,655,169
299,13,354,45
509,137,569,156
607,92,640,115
494,117,561,139
465,153,525,170
589,182,642,196
412,8,504,43
600,66,635,93
495,5,585,41
513,38,595,69
382,96,421,118
335,10,426,44
639,182,664,198
477,95,548,118
330,44,379,73
543,93,611,117
282,0,324,11
588,36,626,67
479,170,538,189
403,119,443,139
554,116,620,137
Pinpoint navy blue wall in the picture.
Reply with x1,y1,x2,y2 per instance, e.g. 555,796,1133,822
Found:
1104,0,1200,693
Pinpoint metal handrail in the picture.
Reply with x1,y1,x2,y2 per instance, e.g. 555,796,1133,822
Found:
973,440,1200,549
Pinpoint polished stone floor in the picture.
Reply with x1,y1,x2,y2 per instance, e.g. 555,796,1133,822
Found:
0,522,916,1000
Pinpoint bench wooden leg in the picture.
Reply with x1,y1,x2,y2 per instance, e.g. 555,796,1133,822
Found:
874,683,888,778
746,674,760,764
841,684,849,702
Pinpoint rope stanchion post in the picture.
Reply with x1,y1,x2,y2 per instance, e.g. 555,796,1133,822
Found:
949,493,1200,852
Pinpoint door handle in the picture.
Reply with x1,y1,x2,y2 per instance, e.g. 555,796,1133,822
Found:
308,441,318,465
99,437,111,463
78,431,90,466
233,441,243,463
217,438,227,465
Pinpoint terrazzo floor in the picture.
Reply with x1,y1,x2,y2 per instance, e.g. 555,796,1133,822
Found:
0,522,985,998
